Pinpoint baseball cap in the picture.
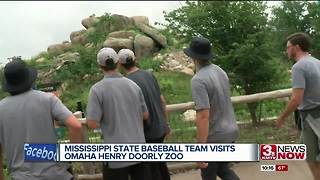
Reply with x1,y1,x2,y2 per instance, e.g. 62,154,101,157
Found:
97,47,119,66
118,49,136,64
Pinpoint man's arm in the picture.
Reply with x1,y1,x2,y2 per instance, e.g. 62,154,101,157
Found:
0,145,4,180
196,109,210,169
86,119,99,130
65,116,82,143
196,109,210,143
276,88,304,128
86,88,102,130
143,111,149,121
191,78,210,168
138,88,149,121
160,95,170,135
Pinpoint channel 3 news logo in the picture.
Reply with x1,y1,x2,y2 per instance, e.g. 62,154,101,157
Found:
260,144,306,160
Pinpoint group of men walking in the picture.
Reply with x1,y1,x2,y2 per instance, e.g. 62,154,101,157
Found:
0,32,320,180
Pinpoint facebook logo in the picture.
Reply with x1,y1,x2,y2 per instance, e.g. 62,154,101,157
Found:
24,144,57,161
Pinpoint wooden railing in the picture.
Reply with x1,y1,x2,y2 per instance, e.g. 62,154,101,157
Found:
166,88,292,112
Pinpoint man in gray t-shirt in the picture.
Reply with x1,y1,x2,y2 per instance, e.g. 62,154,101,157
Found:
276,32,320,178
0,59,82,180
86,48,151,180
184,37,239,180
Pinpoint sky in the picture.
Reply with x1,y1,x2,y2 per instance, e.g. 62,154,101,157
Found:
0,1,185,64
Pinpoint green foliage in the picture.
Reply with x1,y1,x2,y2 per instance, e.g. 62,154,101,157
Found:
49,45,101,111
164,1,269,54
86,13,114,45
164,1,289,124
53,45,99,82
165,1,285,92
158,28,185,50
0,68,9,99
238,119,299,144
59,79,99,111
154,72,192,104
137,57,163,72
218,32,289,95
27,53,56,72
270,1,320,59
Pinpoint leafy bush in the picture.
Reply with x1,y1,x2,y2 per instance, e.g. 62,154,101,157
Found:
137,57,163,72
86,13,114,45
154,71,192,104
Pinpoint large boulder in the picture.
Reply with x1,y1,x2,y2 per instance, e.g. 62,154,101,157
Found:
47,43,71,55
108,30,136,39
86,27,96,35
134,34,155,60
131,16,149,26
70,29,88,45
183,110,196,122
181,67,194,76
62,41,72,49
54,52,80,63
136,23,167,47
103,37,133,52
81,14,99,29
35,57,46,63
39,52,80,80
109,14,134,32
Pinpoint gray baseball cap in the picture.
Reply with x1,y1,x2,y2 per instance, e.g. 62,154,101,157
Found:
97,47,119,66
118,49,135,64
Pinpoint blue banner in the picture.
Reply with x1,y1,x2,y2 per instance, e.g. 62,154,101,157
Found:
24,144,57,161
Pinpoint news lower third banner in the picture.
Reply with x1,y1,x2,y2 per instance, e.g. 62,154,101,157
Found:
23,143,307,162
60,143,259,162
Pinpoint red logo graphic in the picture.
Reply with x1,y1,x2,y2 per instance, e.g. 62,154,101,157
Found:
260,144,277,160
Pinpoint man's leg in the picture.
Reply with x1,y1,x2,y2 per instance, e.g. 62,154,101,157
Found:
129,163,152,180
201,162,218,180
147,136,171,180
158,136,171,180
307,162,320,180
102,162,129,180
158,161,171,180
301,120,320,180
217,162,239,180
147,162,162,180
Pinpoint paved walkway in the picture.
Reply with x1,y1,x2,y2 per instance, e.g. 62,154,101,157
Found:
171,161,313,180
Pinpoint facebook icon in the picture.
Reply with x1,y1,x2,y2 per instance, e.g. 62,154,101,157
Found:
24,143,57,161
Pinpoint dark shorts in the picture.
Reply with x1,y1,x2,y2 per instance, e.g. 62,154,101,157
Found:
146,135,171,180
200,162,239,180
102,162,151,180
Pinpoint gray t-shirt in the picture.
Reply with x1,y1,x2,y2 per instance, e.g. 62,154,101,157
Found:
0,90,72,180
127,69,166,141
191,64,239,143
86,74,147,168
292,55,320,110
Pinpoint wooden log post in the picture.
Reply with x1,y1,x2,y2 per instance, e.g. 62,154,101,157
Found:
74,112,96,175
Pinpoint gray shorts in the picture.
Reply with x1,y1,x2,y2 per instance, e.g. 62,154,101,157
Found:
300,114,320,161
